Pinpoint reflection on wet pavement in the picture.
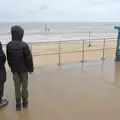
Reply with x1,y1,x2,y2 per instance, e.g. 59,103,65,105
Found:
1,59,120,120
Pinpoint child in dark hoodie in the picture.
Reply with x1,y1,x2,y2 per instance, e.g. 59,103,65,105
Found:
0,42,8,108
7,26,34,111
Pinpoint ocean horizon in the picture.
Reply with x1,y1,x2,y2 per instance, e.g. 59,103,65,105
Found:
0,22,119,44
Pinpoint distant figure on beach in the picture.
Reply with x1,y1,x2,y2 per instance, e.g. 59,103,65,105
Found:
7,25,34,111
45,24,47,31
0,42,8,108
45,24,49,31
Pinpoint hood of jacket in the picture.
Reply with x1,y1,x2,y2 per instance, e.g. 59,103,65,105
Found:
11,25,24,41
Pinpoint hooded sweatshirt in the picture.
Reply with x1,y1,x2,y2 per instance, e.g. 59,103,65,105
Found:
7,25,34,73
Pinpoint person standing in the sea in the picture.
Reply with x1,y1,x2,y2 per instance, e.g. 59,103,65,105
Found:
7,25,34,111
0,42,8,108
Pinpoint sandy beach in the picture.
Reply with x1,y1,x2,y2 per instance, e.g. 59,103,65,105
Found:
27,39,116,67
4,39,116,69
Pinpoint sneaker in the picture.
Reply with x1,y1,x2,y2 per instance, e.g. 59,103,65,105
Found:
23,101,28,108
16,103,21,111
0,99,8,108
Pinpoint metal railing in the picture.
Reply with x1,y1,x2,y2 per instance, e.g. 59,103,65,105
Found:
27,37,117,65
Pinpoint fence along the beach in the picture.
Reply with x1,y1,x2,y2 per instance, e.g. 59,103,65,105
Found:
28,37,116,66
2,37,116,67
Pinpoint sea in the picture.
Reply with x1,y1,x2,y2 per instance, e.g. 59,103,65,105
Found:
0,22,119,44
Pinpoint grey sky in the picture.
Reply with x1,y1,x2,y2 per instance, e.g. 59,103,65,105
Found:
0,0,120,22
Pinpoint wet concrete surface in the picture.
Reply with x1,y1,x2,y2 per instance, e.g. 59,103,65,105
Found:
1,59,120,120
83,59,120,88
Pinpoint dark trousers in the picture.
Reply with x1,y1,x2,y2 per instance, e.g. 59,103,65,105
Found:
13,72,28,104
0,83,4,103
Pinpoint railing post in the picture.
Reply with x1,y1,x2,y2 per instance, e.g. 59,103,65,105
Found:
88,29,92,47
81,40,85,62
102,38,106,60
58,40,61,65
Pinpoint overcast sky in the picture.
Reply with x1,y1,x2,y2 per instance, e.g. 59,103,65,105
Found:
0,0,120,22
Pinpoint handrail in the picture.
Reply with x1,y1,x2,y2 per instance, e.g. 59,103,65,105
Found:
2,37,117,65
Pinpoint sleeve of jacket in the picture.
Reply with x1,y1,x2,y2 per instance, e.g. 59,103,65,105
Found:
6,44,12,68
0,42,6,65
2,51,6,65
23,43,34,72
